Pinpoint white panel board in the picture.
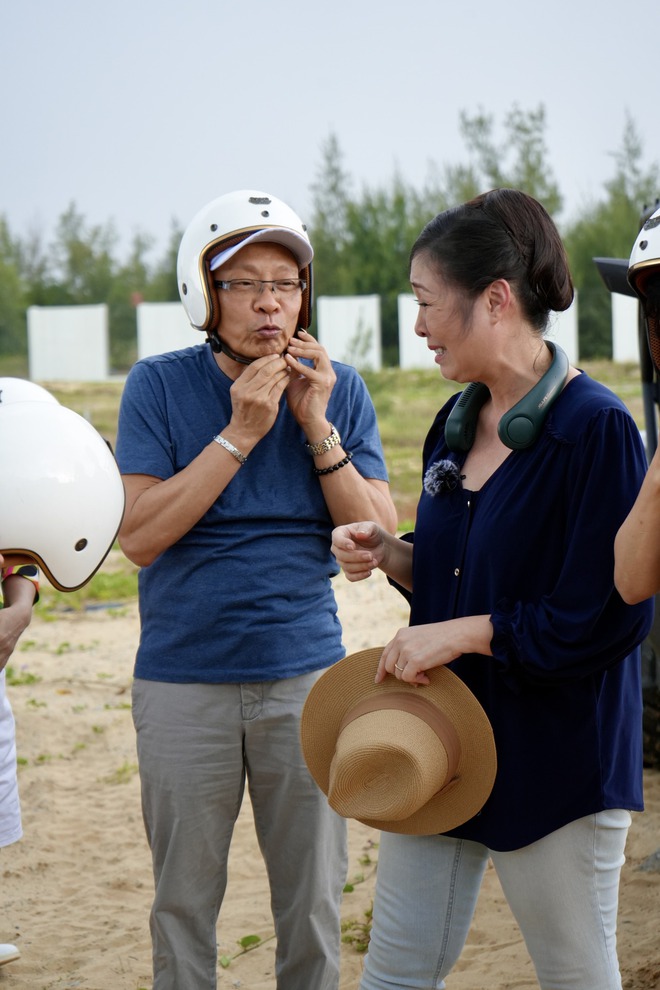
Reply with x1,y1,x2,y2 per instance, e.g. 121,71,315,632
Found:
612,294,639,363
27,304,109,381
137,301,201,359
316,295,381,371
398,294,436,369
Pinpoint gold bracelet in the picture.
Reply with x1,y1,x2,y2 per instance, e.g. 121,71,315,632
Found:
213,434,247,465
305,424,341,456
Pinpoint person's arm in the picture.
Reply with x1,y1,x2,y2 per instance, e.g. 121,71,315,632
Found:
304,436,397,532
331,522,413,589
331,522,492,684
487,407,654,688
119,353,292,567
0,565,39,671
377,614,494,685
285,333,397,533
120,447,243,568
614,444,660,604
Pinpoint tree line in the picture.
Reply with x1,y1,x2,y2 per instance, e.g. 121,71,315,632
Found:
1,105,659,371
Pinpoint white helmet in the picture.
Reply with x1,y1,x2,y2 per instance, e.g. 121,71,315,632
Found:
0,399,125,592
176,189,314,335
0,377,60,406
628,204,660,370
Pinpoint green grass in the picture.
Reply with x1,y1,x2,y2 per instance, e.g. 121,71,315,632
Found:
5,665,41,686
31,546,139,613
21,361,648,555
39,562,139,613
46,380,125,444
361,369,457,524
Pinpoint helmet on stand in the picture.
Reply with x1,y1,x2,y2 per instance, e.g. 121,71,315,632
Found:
0,387,125,592
176,189,314,347
628,204,660,370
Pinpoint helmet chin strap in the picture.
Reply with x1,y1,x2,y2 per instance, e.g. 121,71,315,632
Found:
206,330,254,366
206,327,301,366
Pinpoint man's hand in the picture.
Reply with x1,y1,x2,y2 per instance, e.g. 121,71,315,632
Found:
226,353,291,448
283,330,336,433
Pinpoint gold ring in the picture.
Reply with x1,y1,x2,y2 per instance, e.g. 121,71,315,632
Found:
394,663,405,671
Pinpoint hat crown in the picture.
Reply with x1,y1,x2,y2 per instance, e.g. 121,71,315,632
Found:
328,710,458,821
300,647,497,836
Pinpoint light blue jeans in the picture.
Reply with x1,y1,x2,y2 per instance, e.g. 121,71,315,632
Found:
132,673,348,990
360,809,631,990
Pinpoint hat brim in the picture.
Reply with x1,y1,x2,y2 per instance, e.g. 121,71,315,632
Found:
301,647,497,836
209,228,313,271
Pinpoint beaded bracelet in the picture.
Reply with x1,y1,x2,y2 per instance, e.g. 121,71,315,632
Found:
313,452,353,476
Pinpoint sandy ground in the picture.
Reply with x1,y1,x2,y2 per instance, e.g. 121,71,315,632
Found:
2,568,659,990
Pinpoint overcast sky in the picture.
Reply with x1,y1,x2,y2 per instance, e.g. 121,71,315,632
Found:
2,0,659,263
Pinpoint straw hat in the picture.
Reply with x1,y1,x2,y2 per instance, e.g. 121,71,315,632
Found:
301,647,497,836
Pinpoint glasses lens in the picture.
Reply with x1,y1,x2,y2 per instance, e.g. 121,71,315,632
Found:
273,280,303,293
217,279,305,294
228,280,258,292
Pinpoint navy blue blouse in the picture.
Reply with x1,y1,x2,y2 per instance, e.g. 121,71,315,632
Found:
405,372,654,851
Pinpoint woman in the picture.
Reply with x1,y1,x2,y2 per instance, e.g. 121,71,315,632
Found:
331,189,653,990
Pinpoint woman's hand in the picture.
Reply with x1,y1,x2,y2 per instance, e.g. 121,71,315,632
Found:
376,616,494,685
331,522,385,582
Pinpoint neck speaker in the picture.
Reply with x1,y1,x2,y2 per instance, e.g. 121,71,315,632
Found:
444,342,570,453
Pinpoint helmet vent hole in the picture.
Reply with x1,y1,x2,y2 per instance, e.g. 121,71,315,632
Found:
210,224,218,231
640,240,649,251
182,283,188,295
261,210,270,217
74,539,88,552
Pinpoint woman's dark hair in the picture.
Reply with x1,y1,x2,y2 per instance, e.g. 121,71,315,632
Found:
410,188,574,333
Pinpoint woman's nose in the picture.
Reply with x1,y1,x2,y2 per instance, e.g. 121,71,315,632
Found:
414,311,427,337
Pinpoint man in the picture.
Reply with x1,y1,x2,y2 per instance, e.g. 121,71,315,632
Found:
115,190,397,990
615,203,660,602
0,555,39,968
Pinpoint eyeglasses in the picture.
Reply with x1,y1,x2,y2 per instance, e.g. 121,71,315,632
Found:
214,278,306,296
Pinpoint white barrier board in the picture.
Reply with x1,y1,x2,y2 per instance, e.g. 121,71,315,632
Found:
398,294,436,369
612,294,640,363
137,302,201,359
27,304,109,381
317,295,381,371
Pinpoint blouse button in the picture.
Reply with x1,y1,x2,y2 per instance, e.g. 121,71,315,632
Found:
454,568,460,577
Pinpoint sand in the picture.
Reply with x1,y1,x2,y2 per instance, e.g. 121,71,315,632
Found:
2,568,659,989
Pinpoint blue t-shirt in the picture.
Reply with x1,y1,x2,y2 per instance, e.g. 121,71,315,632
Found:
405,373,653,850
115,344,388,683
